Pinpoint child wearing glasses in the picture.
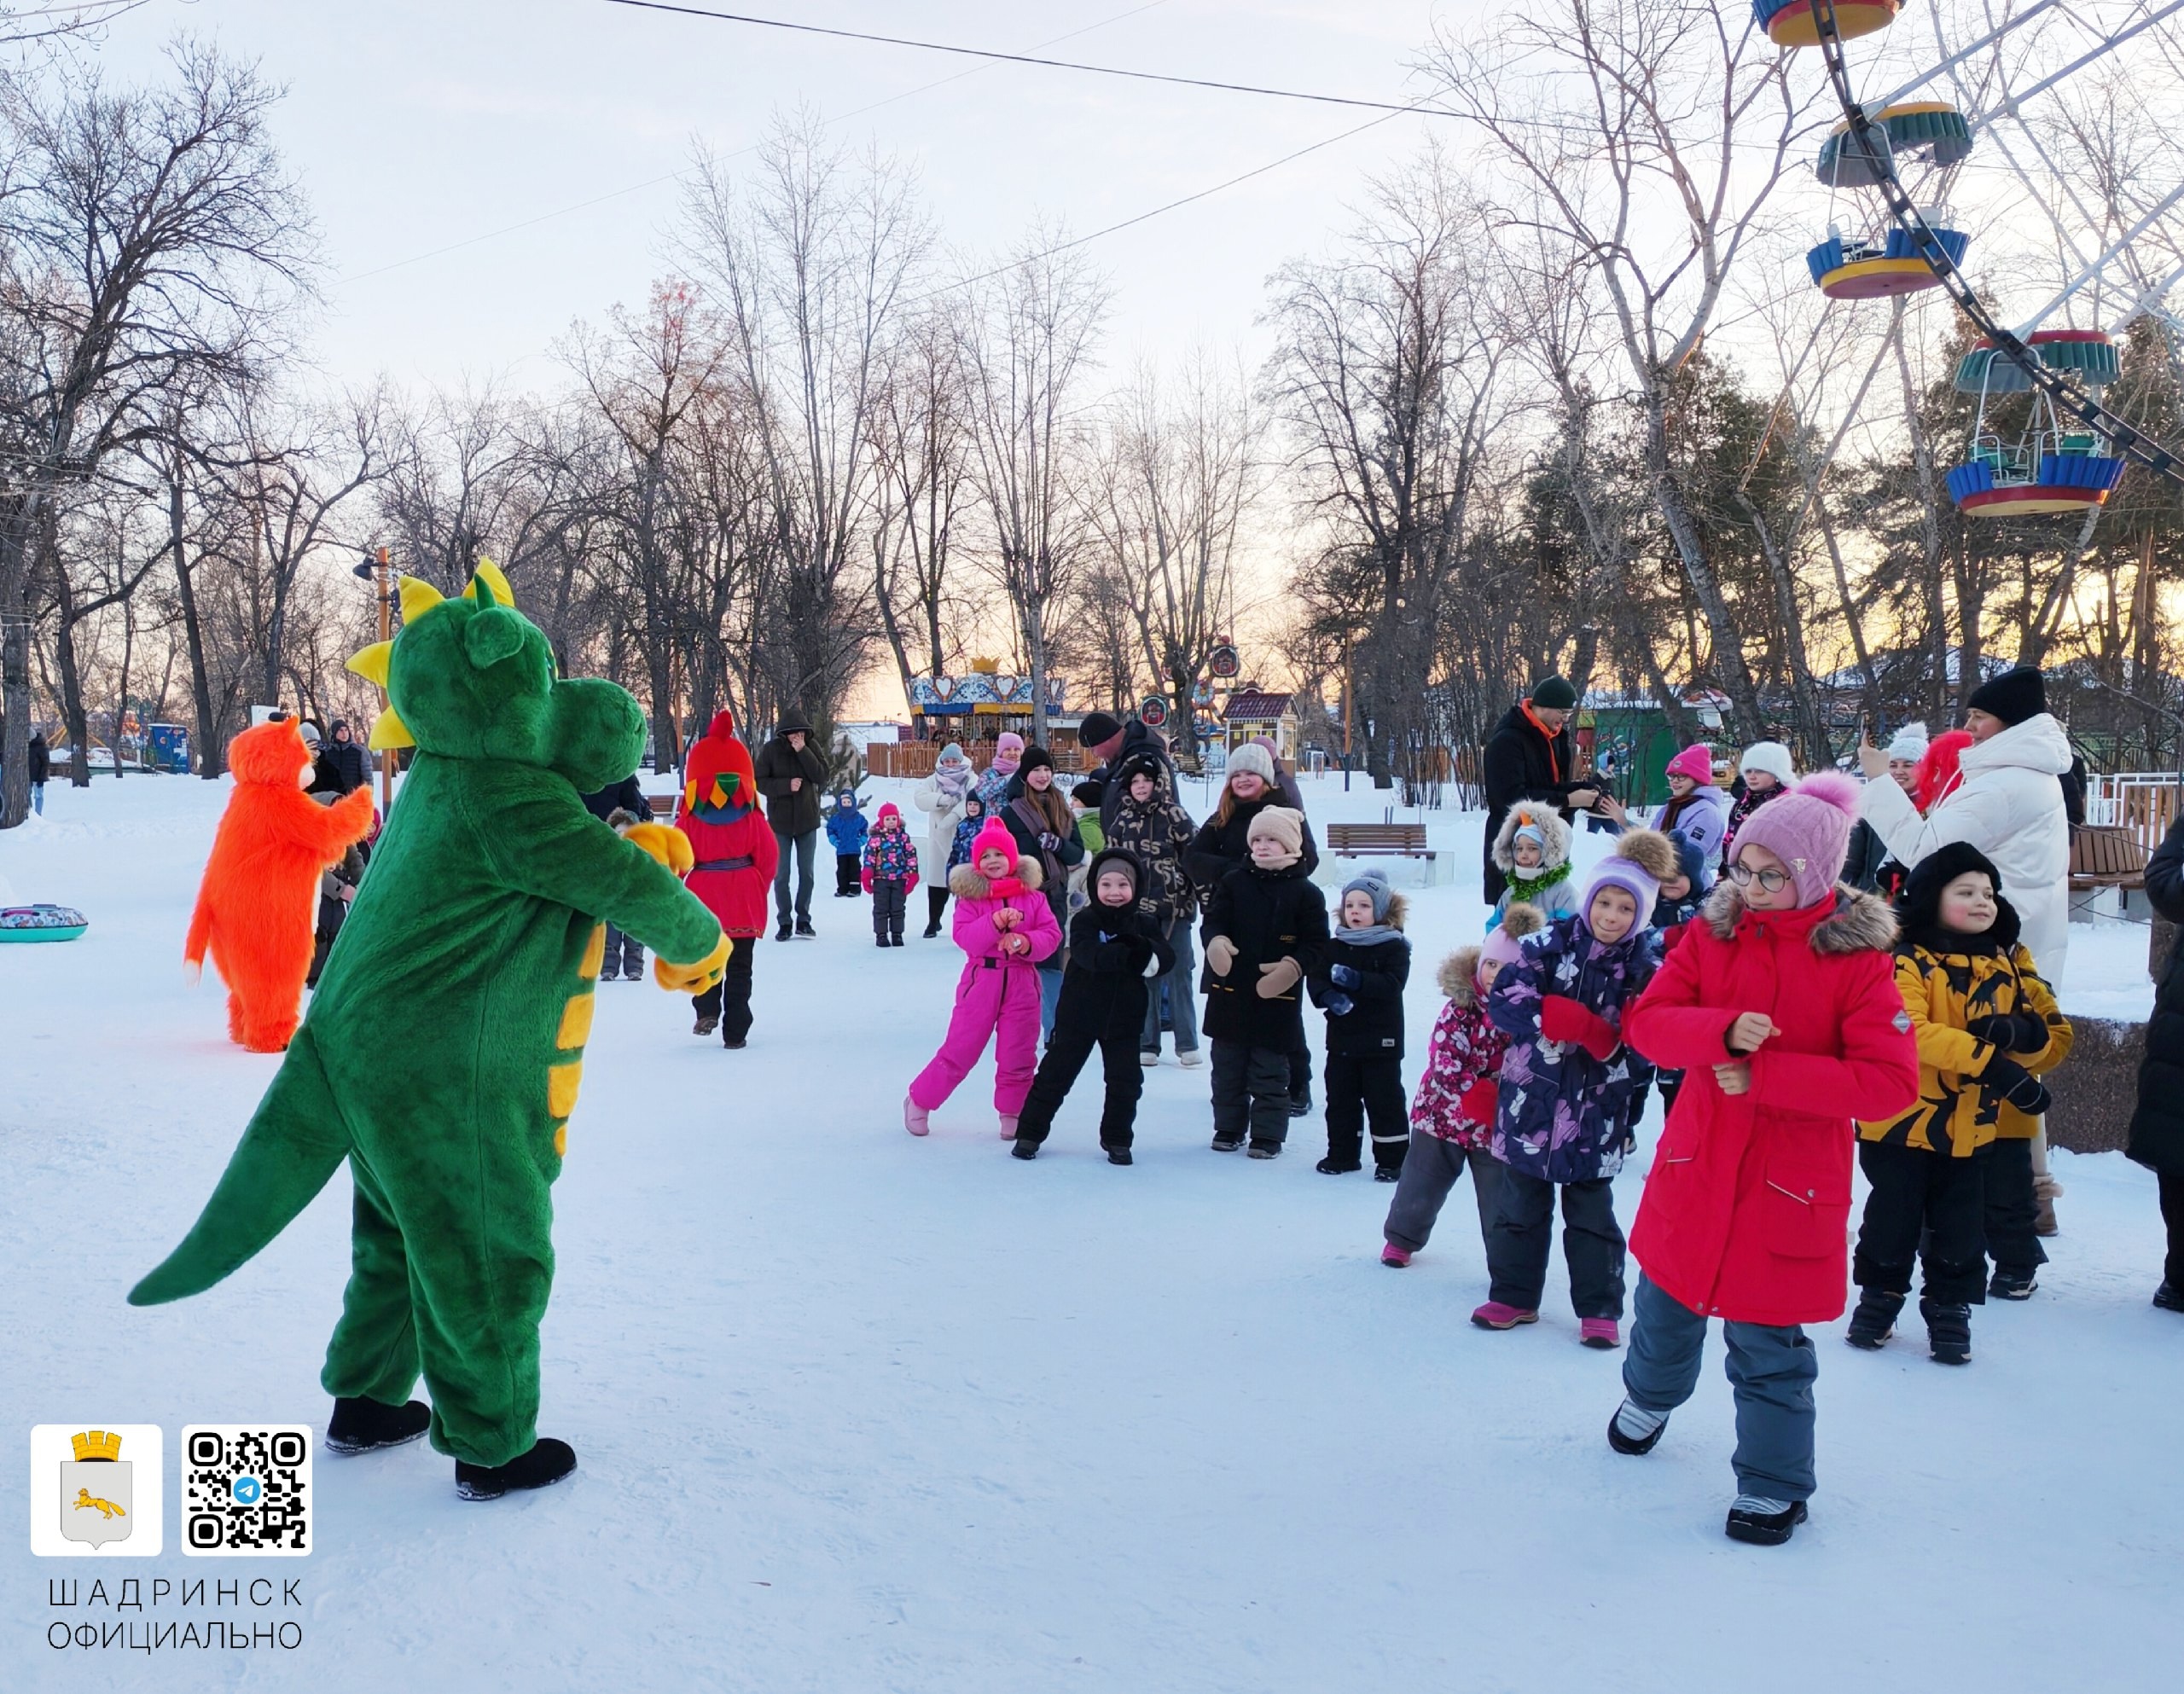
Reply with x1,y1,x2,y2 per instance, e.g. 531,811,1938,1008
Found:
1609,774,1918,1548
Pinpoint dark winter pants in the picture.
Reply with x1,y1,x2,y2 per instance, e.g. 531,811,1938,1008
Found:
1984,1135,2048,1276
691,939,757,1044
1325,1053,1409,1172
1384,1134,1503,1254
869,877,908,942
925,885,950,935
1289,1039,1314,1111
599,924,644,980
835,854,861,896
1486,1168,1625,1319
1211,1041,1293,1149
772,827,818,926
1016,1006,1146,1151
2161,1168,2184,1290
1623,1273,1818,1503
1854,1140,1989,1304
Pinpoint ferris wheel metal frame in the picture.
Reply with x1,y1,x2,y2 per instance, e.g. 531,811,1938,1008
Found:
1799,0,2184,489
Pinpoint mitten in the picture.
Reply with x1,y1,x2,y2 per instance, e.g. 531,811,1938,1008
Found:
861,869,874,894
623,821,694,877
1982,1054,2052,1116
654,931,732,994
1256,957,1303,999
1324,991,1354,1017
1540,995,1618,1062
1967,1011,2048,1053
1038,832,1060,851
1205,935,1236,976
1142,954,1163,978
1328,962,1360,989
1459,1077,1500,1128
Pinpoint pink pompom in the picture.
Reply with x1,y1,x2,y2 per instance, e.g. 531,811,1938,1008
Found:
1794,770,1862,816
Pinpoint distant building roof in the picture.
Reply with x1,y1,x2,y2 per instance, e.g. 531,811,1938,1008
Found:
1223,690,1293,722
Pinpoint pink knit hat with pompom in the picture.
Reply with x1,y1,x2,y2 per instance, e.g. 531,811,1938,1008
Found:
1728,771,1861,908
971,816,1017,868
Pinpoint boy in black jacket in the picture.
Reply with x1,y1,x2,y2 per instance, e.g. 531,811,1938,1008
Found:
1308,867,1412,1179
1202,806,1330,1158
1012,849,1176,1164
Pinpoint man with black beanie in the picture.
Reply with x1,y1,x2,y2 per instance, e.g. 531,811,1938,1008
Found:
1479,676,1598,904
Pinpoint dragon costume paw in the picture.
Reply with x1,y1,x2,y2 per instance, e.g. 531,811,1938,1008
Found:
622,821,694,877
655,931,731,994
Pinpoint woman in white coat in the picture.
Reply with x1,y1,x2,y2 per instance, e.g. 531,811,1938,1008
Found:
1858,665,2072,1243
913,741,974,938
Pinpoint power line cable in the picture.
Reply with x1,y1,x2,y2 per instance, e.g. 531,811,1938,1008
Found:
601,0,1445,116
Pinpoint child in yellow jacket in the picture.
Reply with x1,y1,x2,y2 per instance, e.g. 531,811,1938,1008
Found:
1850,843,2071,1363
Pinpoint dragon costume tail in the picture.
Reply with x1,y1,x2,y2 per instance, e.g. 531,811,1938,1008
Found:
129,1030,352,1307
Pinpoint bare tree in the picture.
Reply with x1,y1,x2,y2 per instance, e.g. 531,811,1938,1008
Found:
956,230,1110,747
870,304,972,714
0,42,313,822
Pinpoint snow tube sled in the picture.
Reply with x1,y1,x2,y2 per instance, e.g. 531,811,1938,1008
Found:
1,904,88,942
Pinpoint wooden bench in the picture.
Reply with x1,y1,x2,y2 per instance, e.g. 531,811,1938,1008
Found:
643,793,682,823
1326,821,1435,861
2068,824,2148,891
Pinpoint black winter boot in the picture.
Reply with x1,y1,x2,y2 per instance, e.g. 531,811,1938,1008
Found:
324,1395,431,1455
456,1438,577,1501
1988,1266,2038,1301
1844,1287,1903,1350
1725,1497,1808,1546
1921,1299,1972,1365
2155,1281,2184,1313
1315,1156,1360,1175
1106,1146,1133,1165
1606,1398,1668,1457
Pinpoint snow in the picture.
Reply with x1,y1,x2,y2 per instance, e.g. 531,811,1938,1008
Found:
3,773,2178,1693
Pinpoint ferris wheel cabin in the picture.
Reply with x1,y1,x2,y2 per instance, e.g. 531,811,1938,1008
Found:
1755,0,1901,48
1944,330,2129,517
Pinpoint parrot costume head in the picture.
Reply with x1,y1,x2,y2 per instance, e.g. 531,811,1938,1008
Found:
346,560,642,796
682,710,759,822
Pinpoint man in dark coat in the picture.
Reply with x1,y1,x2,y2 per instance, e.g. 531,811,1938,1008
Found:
581,775,656,979
1077,711,1182,835
2128,814,2184,1312
755,714,828,939
1480,676,1597,904
322,720,370,794
27,730,49,814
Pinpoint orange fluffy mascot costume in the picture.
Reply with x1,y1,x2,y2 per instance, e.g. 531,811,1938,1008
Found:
185,719,376,1052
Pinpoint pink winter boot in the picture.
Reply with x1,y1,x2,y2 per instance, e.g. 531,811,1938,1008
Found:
1580,1318,1622,1349
998,1114,1019,1140
903,1097,930,1137
1470,1302,1538,1331
1381,1243,1413,1268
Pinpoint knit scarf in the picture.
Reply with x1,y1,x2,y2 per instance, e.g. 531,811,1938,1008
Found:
1333,923,1399,947
1520,704,1565,783
1504,860,1571,904
932,761,972,802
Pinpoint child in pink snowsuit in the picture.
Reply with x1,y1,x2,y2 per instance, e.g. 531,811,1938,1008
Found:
905,817,1062,1139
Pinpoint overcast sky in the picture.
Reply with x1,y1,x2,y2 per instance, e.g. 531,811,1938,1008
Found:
90,1,1470,393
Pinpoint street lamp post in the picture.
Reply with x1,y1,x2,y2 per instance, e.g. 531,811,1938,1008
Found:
352,546,394,815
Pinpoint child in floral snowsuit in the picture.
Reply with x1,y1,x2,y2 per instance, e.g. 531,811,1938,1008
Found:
861,803,921,947
1381,902,1547,1268
1474,830,1678,1347
948,794,989,873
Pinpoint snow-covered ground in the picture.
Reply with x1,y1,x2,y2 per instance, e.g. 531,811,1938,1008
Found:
3,772,2177,1694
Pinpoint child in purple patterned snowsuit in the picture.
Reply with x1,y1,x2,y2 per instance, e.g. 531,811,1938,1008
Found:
1472,829,1677,1347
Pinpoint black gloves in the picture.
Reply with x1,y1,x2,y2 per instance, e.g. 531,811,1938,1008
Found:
1966,1011,2049,1053
1981,1054,2053,1117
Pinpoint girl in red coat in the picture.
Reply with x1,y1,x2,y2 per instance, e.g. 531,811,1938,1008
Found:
674,711,778,1047
1610,773,1917,1547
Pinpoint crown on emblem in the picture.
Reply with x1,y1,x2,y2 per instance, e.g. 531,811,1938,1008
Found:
71,1430,123,1462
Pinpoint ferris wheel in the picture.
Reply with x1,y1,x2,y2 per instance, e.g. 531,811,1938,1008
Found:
1756,0,2184,512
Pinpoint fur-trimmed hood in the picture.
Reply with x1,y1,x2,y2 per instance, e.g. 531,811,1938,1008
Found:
947,856,1045,899
1701,879,1897,954
1438,945,1483,1005
1491,803,1572,873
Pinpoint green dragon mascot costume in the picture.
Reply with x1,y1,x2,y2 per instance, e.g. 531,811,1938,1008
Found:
131,564,729,1500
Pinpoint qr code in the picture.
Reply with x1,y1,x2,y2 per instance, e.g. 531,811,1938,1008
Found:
180,1425,311,1556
